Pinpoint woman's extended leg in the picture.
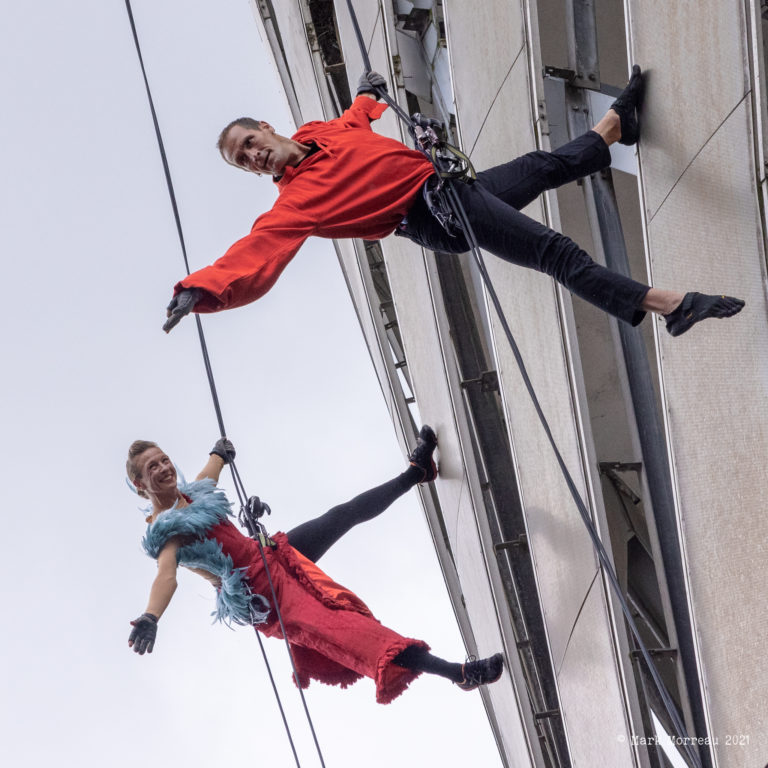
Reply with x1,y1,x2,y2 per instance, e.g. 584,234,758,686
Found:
286,425,437,562
393,645,505,691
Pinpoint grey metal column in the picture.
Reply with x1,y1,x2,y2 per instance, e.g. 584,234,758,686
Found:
561,1,712,765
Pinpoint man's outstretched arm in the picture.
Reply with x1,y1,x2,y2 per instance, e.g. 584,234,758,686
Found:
163,205,314,332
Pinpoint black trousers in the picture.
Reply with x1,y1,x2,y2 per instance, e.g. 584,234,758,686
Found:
285,467,420,563
399,131,649,325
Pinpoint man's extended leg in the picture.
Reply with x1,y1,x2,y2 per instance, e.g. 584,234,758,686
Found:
404,175,651,323
476,130,610,211
286,426,438,562
402,177,743,329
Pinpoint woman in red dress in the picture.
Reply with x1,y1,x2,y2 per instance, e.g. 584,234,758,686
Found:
126,430,503,703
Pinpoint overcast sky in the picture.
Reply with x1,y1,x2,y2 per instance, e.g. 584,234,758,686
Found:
0,1,502,766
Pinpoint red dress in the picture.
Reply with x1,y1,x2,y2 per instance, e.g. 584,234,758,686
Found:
209,518,429,704
175,96,435,312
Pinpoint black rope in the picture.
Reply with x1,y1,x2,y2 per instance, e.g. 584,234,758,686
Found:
344,2,702,765
123,4,326,766
252,630,302,768
445,184,701,768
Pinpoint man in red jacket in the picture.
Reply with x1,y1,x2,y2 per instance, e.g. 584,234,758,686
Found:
164,69,743,338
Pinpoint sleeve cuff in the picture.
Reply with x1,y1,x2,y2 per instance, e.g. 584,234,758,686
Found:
174,280,221,313
353,95,388,120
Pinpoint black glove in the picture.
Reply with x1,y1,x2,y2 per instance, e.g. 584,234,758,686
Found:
128,612,158,655
356,70,388,98
163,287,202,333
210,437,236,464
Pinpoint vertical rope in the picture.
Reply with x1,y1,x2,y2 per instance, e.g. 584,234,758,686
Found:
123,4,326,765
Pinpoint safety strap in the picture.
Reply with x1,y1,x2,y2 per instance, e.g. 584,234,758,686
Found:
410,113,476,181
344,2,702,766
123,4,324,766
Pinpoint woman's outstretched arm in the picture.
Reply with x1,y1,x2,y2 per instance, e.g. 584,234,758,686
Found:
195,438,236,484
145,539,180,618
195,453,226,484
128,539,180,655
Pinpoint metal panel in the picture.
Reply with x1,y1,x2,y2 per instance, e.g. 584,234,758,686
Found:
628,1,768,763
444,3,638,760
381,234,538,767
252,0,327,123
626,0,751,218
339,239,536,765
394,28,433,101
587,89,638,176
331,7,543,762
442,0,526,152
480,208,638,763
333,239,401,419
557,578,636,768
334,0,384,79
465,64,604,671
642,98,768,765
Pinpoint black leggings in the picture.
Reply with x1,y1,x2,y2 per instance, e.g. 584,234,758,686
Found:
285,466,422,563
399,131,649,325
284,466,464,681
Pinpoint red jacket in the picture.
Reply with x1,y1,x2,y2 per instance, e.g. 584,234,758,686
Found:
177,97,435,312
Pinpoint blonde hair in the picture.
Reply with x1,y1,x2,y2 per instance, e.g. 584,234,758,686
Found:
126,440,159,499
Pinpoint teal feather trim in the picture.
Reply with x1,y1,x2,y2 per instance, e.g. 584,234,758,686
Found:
142,479,232,558
140,478,269,626
179,538,270,626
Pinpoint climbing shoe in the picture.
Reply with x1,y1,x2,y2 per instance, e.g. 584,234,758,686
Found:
664,292,745,337
456,653,504,691
408,424,438,483
611,65,644,146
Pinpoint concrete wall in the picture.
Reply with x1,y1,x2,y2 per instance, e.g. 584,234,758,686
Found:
332,3,542,764
443,1,639,764
250,0,326,122
251,0,768,763
627,0,768,764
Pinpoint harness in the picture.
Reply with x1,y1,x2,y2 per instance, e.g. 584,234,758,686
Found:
409,113,477,237
238,494,276,549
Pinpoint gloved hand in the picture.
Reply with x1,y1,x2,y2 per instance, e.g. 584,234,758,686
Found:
163,287,202,333
356,70,388,98
210,437,236,464
128,612,158,655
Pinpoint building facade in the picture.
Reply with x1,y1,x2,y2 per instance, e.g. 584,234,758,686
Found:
250,1,768,765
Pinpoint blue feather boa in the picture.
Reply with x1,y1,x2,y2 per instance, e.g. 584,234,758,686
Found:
141,479,270,626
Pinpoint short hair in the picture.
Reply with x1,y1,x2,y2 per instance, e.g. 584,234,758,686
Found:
126,440,159,499
217,117,263,160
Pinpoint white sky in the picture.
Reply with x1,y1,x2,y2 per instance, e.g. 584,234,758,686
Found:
0,1,503,766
